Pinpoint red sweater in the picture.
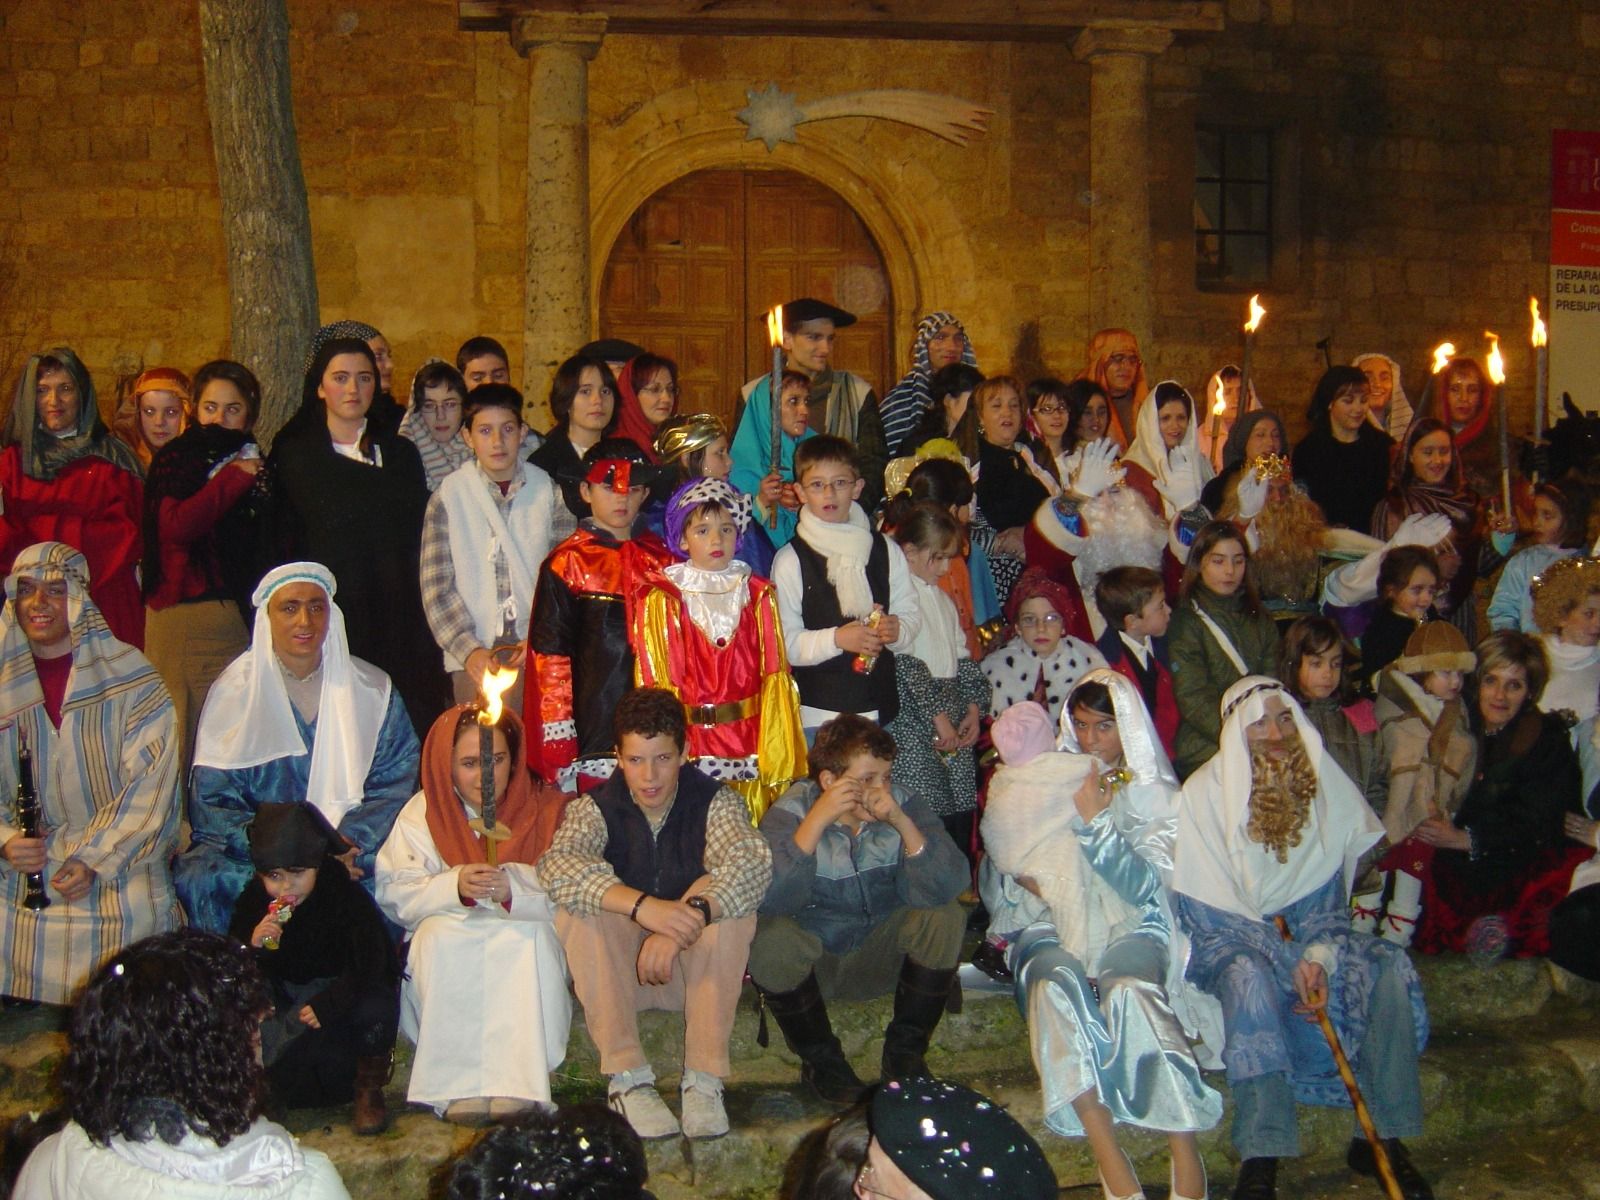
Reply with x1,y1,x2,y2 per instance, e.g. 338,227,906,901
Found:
145,462,256,611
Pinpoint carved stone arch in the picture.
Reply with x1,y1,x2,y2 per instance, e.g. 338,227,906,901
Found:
589,83,980,378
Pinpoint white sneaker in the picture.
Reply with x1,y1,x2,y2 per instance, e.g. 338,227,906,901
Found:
608,1069,680,1140
680,1069,729,1139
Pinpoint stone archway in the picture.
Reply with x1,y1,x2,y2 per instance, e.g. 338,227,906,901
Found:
598,168,893,422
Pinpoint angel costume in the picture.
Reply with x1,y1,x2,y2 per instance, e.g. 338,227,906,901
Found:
1172,677,1428,1163
0,542,181,1005
980,676,1222,1139
176,562,421,933
375,706,571,1112
632,479,806,824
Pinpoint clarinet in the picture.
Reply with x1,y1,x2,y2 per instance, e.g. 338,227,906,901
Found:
14,733,49,911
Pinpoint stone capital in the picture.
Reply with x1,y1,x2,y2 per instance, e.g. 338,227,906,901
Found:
1072,25,1175,62
510,11,607,59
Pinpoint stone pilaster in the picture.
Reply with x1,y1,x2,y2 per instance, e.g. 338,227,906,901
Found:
1073,26,1174,353
511,13,606,420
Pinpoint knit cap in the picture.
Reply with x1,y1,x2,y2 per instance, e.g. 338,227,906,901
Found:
991,701,1056,767
1393,620,1476,676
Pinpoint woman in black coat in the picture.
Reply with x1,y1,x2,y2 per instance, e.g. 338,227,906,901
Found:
1290,365,1394,530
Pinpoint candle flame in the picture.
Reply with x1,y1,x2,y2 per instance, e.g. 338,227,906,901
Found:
479,666,518,725
1243,294,1265,334
1211,376,1226,416
1530,298,1547,348
1483,331,1505,386
1431,342,1456,374
766,305,784,348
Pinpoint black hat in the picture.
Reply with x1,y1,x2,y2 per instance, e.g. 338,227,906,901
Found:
247,803,342,872
777,298,857,332
868,1080,1056,1200
563,435,668,491
578,338,646,364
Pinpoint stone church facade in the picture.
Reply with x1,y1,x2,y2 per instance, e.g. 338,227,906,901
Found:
2,0,1595,436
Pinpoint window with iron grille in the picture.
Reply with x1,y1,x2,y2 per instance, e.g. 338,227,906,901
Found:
1195,125,1272,287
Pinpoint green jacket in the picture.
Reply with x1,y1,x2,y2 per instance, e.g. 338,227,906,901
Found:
1167,587,1280,779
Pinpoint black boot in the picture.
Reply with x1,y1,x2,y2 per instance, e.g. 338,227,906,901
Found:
881,960,958,1080
1231,1156,1277,1200
757,974,865,1106
1347,1137,1433,1200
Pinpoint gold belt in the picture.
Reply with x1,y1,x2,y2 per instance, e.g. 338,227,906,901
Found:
684,695,759,726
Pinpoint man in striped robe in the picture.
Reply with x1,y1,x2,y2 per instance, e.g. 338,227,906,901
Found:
0,541,181,1005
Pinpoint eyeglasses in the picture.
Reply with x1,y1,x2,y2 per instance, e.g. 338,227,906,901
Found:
419,400,461,416
639,382,678,397
1033,403,1067,416
1017,613,1064,629
1106,353,1141,367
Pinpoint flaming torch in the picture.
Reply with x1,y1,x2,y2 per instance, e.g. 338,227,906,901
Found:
1531,298,1549,447
1209,375,1227,470
1485,331,1510,517
766,305,784,529
1416,341,1456,422
1240,294,1265,409
471,665,518,866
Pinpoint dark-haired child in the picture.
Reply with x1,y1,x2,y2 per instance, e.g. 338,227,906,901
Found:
524,438,672,793
421,383,557,709
229,802,400,1136
896,454,1002,658
1093,565,1178,756
442,1103,654,1200
1359,545,1441,689
1488,481,1590,633
751,713,967,1104
772,435,920,734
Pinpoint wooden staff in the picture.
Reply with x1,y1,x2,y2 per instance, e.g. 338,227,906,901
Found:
1272,915,1403,1200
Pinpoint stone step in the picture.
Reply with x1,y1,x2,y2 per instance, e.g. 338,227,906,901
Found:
0,954,1594,1200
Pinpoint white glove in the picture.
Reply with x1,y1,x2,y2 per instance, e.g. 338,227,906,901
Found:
1236,468,1270,521
1070,438,1124,499
1387,511,1453,551
1153,447,1203,514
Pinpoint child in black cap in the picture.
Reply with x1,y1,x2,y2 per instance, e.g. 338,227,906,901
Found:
229,802,401,1135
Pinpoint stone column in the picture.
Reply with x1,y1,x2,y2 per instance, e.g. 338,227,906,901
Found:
511,13,606,421
1073,26,1173,353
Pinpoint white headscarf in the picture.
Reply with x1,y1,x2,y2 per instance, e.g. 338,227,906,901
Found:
192,562,392,828
1173,676,1381,922
1056,666,1177,793
1351,352,1413,439
1122,379,1214,513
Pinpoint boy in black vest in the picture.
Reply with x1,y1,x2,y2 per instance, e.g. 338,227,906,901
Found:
538,688,773,1142
771,435,921,735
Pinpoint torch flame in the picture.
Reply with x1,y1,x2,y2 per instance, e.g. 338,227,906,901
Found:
1431,342,1456,374
1530,298,1547,348
766,305,784,348
1484,331,1505,386
1243,294,1265,334
479,666,518,725
1211,375,1226,416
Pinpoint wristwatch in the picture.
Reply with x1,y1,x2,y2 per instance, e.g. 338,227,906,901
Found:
685,896,713,925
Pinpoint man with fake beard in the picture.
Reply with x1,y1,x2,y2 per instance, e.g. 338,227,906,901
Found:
1171,677,1433,1200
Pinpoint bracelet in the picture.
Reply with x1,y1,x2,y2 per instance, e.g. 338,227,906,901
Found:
629,892,648,922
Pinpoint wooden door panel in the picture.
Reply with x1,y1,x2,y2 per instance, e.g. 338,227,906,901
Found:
601,168,891,427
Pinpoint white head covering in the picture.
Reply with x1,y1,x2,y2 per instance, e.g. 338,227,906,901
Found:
192,562,392,828
1173,675,1381,922
1056,666,1178,790
1122,379,1215,510
1351,352,1413,438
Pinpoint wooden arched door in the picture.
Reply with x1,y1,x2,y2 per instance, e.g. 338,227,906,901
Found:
600,169,893,426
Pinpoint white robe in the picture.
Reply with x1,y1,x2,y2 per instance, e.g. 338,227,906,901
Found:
375,793,571,1109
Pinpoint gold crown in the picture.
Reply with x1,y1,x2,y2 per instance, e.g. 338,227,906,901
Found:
1250,453,1289,482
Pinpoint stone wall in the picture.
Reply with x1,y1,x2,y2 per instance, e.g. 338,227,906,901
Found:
1,0,1597,438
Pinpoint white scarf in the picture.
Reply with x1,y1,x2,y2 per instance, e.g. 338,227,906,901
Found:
1173,676,1382,922
797,501,876,619
193,562,392,829
1539,632,1600,722
1122,379,1215,517
663,560,751,645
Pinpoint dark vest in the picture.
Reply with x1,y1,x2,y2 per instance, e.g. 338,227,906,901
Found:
788,531,898,722
594,765,718,901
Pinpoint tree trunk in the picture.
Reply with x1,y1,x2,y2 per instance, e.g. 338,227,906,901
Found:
198,0,318,443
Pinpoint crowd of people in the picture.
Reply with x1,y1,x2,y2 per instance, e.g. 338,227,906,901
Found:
0,302,1597,1200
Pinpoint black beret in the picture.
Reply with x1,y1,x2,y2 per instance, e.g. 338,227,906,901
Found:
247,803,342,871
868,1079,1056,1200
775,297,857,331
578,338,647,363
